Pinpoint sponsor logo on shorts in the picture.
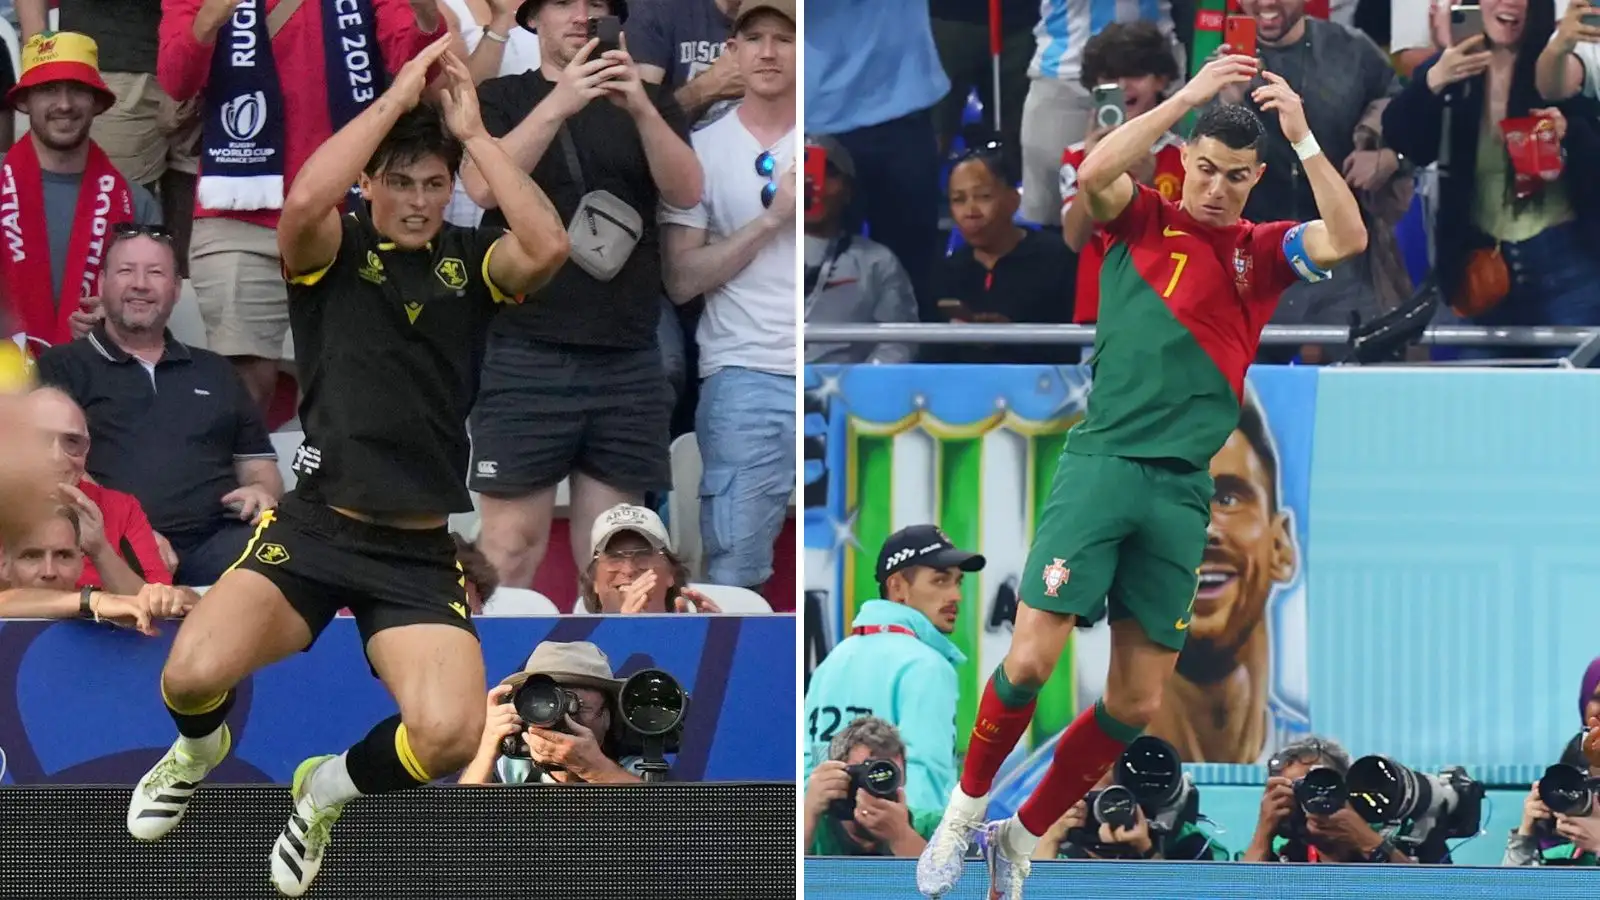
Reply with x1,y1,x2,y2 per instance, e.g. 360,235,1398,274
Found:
449,601,469,619
1042,558,1069,597
405,301,424,324
292,444,322,476
476,460,498,478
255,543,290,566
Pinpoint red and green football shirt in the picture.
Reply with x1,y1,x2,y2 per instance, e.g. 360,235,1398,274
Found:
1060,132,1187,324
1068,183,1308,468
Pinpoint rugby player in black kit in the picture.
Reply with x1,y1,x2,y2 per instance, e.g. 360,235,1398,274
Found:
123,38,570,897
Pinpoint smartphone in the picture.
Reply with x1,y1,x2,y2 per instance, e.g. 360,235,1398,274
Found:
1585,8,1600,28
1450,5,1483,45
1224,15,1258,57
937,298,979,321
1091,84,1126,130
588,15,623,55
804,145,826,217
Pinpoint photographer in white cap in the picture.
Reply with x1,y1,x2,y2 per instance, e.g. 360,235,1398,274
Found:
458,641,644,785
576,503,723,614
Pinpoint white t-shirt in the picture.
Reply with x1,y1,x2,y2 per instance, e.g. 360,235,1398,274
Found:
658,112,797,378
441,0,542,228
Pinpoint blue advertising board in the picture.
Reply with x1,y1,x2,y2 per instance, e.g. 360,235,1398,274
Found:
0,615,795,785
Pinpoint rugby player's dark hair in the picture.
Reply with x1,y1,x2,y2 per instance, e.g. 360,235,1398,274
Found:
1191,103,1267,156
365,104,464,178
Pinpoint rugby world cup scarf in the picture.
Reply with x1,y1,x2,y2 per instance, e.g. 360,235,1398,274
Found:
199,0,385,210
0,136,132,352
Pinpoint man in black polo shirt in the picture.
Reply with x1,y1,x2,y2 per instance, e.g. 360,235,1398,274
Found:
459,0,704,591
36,229,281,585
123,42,569,898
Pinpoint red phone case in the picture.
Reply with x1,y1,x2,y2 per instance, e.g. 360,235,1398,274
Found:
1225,16,1258,56
804,146,826,215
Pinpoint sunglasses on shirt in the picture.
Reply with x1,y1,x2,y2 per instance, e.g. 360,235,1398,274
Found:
757,150,780,208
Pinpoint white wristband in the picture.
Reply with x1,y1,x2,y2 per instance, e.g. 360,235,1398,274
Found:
1292,134,1322,161
482,27,509,43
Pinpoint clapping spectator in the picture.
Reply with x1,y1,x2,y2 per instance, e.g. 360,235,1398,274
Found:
1384,0,1600,359
1,33,162,354
37,230,282,585
575,504,723,614
805,0,947,313
927,150,1078,364
0,571,185,633
465,0,702,591
27,387,172,592
661,0,796,595
803,135,917,366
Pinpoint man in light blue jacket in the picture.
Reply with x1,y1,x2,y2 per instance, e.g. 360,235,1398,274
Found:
804,524,985,811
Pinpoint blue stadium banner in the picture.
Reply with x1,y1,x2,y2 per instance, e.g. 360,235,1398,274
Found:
0,615,795,784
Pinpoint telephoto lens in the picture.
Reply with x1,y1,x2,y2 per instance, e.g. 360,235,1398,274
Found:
499,675,581,758
1116,736,1185,811
1538,764,1596,818
1294,766,1348,816
1092,784,1140,831
1347,755,1427,822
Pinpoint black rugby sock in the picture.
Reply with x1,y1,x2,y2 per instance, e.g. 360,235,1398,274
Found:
344,715,431,795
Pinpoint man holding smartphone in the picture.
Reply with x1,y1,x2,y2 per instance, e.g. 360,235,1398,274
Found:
461,0,703,593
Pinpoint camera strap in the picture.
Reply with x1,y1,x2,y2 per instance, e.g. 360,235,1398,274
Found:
852,625,916,638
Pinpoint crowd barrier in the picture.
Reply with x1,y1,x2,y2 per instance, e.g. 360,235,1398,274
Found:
803,364,1600,781
802,858,1599,900
0,615,795,785
0,783,796,899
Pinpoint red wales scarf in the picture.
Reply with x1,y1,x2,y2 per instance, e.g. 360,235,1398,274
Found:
0,137,132,353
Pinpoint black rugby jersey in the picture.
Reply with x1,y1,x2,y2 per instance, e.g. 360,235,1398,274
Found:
286,213,518,515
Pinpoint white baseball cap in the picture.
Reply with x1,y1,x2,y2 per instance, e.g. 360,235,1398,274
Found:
590,503,672,554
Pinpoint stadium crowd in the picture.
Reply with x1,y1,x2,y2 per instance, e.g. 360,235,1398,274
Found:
0,0,799,617
804,0,1600,366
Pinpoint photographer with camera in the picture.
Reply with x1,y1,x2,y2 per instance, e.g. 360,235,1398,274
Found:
1504,776,1600,865
459,642,644,785
804,717,940,857
1034,736,1227,862
1244,736,1463,864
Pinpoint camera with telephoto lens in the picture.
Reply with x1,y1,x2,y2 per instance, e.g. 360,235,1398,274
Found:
499,674,582,759
828,757,904,821
1269,756,1350,841
1067,736,1197,857
614,668,690,781
1538,763,1597,818
1346,756,1484,843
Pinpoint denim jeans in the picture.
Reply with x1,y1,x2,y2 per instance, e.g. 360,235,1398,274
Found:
696,367,795,588
1460,221,1600,363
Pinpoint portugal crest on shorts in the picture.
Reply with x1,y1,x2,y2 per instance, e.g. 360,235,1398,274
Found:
1042,558,1070,597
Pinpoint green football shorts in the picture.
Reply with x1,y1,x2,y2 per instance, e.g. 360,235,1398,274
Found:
1018,451,1211,651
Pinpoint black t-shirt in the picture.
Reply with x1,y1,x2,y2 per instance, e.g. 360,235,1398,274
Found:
926,229,1079,365
61,0,164,74
286,214,510,515
927,0,1037,32
477,73,690,349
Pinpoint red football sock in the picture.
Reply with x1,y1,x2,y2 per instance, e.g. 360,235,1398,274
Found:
959,673,1037,797
1016,699,1140,836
